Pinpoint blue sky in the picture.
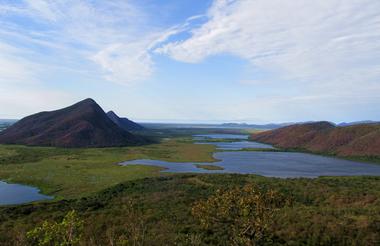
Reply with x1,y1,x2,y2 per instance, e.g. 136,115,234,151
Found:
0,0,379,123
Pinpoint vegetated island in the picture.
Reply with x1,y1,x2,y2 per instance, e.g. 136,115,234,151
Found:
195,164,224,170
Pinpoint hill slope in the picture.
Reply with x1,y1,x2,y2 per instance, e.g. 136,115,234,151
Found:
251,122,380,158
0,98,146,147
107,111,144,131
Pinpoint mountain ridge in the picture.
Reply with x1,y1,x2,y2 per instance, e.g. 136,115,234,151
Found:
0,98,146,147
251,121,380,158
106,111,144,131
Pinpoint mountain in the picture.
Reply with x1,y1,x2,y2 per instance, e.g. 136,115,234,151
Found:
0,98,147,147
251,121,380,157
107,111,144,131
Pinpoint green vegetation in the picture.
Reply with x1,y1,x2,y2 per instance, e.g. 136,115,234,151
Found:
344,155,380,164
241,128,266,134
1,174,379,245
195,164,224,170
0,138,216,199
192,184,288,245
26,210,83,246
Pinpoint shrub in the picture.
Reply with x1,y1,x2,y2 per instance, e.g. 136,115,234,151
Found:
27,210,83,246
192,184,289,245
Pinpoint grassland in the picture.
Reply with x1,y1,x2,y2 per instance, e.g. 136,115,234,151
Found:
0,138,216,199
1,174,379,245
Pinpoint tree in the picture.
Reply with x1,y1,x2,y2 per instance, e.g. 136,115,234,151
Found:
27,210,84,246
192,184,289,245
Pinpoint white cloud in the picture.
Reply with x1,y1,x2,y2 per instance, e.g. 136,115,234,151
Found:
24,0,61,21
157,0,380,91
0,0,160,85
92,43,154,85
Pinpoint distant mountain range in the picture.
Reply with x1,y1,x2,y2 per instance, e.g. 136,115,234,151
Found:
107,111,144,131
337,120,379,126
251,121,380,158
0,120,16,132
221,122,293,129
222,121,379,129
0,98,147,147
0,119,17,124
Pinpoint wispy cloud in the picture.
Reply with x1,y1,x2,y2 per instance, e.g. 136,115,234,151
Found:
0,0,163,85
157,0,380,92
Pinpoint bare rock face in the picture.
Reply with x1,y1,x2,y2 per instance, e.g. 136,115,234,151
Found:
0,98,147,147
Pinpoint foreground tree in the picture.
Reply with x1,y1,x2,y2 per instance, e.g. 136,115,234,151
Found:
27,210,83,246
192,184,289,245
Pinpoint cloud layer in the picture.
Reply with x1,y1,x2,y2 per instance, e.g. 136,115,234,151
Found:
157,0,380,93
0,0,161,85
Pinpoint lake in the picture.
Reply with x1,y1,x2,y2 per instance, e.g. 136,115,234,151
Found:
121,134,380,178
194,133,274,150
0,181,52,206
193,134,249,140
196,140,274,150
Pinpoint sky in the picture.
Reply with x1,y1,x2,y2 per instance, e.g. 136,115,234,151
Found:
0,0,379,124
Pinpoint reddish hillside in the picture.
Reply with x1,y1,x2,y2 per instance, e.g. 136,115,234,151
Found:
0,98,147,147
251,122,380,157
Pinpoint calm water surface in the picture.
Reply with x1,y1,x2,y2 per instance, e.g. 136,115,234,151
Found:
197,141,274,150
193,134,249,140
195,133,274,150
121,134,380,178
0,181,52,205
